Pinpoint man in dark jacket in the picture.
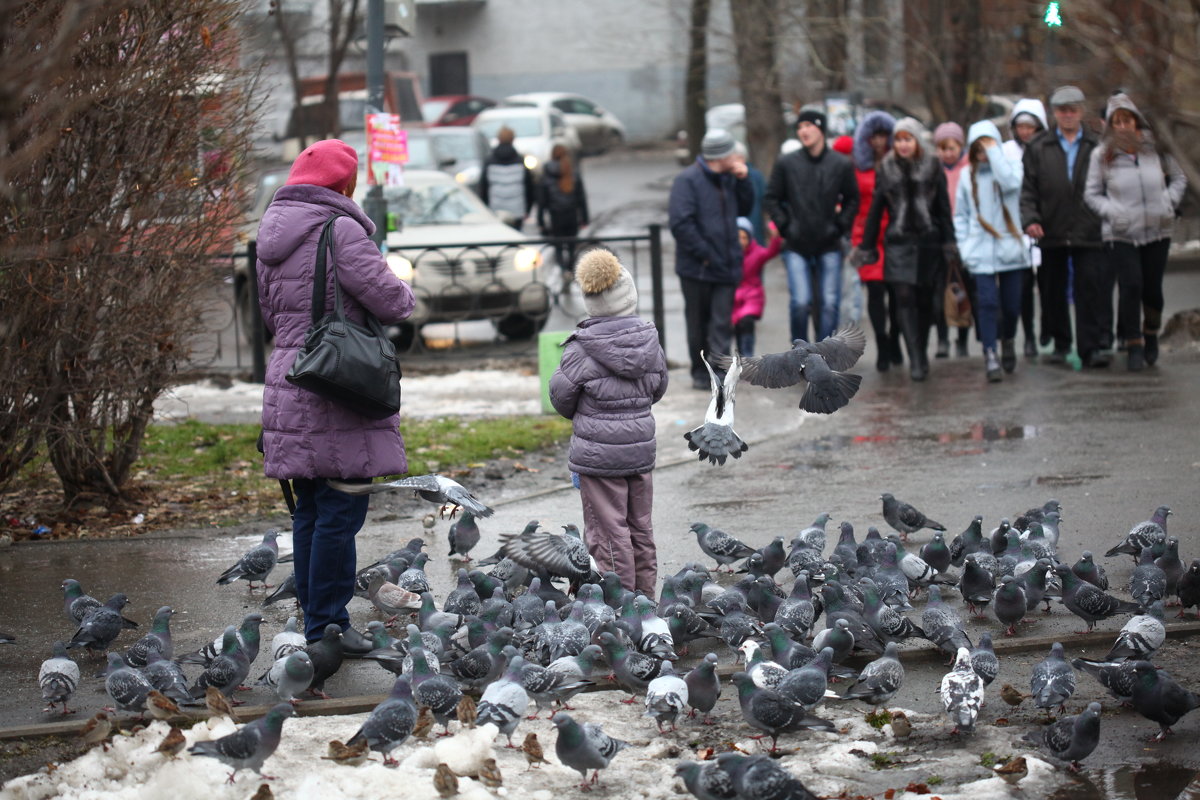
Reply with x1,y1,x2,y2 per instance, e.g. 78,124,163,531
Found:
668,128,755,389
479,126,535,229
1020,85,1113,367
764,109,859,343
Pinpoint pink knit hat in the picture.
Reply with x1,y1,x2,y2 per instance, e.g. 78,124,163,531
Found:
933,122,964,146
286,139,358,192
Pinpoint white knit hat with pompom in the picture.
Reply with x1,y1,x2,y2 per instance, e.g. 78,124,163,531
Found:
575,249,638,317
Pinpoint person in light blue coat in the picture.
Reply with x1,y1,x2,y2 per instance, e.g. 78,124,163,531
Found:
954,120,1030,382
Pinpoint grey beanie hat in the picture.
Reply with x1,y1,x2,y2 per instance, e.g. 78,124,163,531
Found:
893,116,926,140
701,128,736,160
576,249,638,317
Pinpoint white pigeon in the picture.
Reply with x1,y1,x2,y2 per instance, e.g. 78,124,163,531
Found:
271,617,306,661
1105,600,1166,661
255,651,314,703
739,640,788,689
39,641,81,715
328,474,493,518
940,647,986,735
644,662,689,732
475,653,530,747
684,347,749,466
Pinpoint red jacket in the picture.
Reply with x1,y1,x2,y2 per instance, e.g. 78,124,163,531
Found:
732,235,782,325
850,167,888,282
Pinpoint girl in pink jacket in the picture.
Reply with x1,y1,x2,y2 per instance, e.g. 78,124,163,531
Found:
732,216,782,357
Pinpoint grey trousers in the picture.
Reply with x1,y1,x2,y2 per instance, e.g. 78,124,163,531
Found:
578,472,657,595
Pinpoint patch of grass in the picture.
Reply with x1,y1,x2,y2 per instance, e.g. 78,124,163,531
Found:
864,708,891,730
396,416,571,477
979,752,1009,769
927,775,944,786
870,751,899,769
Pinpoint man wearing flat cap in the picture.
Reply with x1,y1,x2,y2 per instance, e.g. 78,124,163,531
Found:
1020,85,1114,368
668,128,755,390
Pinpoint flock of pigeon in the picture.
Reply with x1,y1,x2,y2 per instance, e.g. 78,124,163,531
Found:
11,482,1200,796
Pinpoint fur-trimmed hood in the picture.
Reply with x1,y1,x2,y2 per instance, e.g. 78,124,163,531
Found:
852,111,897,171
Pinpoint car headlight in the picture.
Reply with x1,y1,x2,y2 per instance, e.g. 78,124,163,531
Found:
523,154,539,171
387,254,414,281
455,171,469,184
513,246,543,273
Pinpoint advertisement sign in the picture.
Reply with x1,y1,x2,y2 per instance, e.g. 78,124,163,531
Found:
366,113,407,187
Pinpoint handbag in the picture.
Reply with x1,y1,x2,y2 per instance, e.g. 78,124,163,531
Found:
286,214,402,419
944,254,973,328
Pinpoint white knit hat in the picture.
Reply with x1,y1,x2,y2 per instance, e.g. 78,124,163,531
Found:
576,249,638,317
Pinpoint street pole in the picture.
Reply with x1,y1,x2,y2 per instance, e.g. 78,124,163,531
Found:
364,0,386,250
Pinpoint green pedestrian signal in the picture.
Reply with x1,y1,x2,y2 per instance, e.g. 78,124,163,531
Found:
1044,1,1063,27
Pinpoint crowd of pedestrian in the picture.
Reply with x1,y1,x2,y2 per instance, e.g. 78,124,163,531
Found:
669,85,1188,385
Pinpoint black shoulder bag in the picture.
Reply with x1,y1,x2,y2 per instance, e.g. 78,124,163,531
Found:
285,214,402,419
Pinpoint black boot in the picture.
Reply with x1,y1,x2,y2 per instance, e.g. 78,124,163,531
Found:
1001,339,1016,373
875,334,891,372
889,331,904,365
898,306,925,381
1144,333,1159,366
1024,338,1038,359
1127,342,1146,372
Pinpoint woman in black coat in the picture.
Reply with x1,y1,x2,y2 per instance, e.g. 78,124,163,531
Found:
538,144,589,278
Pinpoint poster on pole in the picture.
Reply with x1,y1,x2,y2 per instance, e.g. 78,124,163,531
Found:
366,113,408,187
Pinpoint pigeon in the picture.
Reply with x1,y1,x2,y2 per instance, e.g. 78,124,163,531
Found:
716,752,822,800
39,641,80,715
188,702,294,781
262,573,298,608
328,474,494,518
176,613,264,668
545,644,604,710
1178,559,1200,618
476,652,531,746
0,632,13,644
447,511,481,560
993,575,1028,637
270,617,306,661
940,647,985,735
812,619,855,665
188,625,251,701
103,651,154,713
718,325,866,414
775,573,817,640
450,626,513,690
842,642,904,708
887,534,940,589
346,676,418,765
969,633,999,687
61,579,102,624
1106,601,1166,661
67,593,131,654
256,651,314,703
410,643,462,733
1105,505,1170,559
832,523,860,574
921,585,972,656
1033,701,1101,771
675,759,738,800
1031,642,1076,714
1128,661,1200,740
143,651,192,705
519,657,593,718
123,606,174,667
881,493,946,541
1129,547,1168,612
732,671,836,751
500,525,593,586
685,348,750,465
216,529,280,589
366,567,422,623
1054,564,1140,633
1072,658,1141,703
776,647,835,711
948,516,985,567
740,640,788,689
1071,552,1108,590
304,624,345,698
796,513,832,553
691,522,756,572
644,662,689,732
684,652,722,724
598,631,666,700
1014,498,1061,533
552,713,628,790
920,532,952,573
1156,538,1185,604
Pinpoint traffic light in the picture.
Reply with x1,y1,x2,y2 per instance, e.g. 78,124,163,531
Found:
1044,1,1063,27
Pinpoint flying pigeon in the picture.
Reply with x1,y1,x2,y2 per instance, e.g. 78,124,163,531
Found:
39,641,80,715
880,493,946,540
1032,701,1101,771
940,647,985,735
328,474,494,518
552,713,628,790
716,325,866,414
188,702,294,782
685,348,750,465
346,676,418,765
216,529,280,589
447,511,481,560
1031,642,1076,714
499,525,593,586
1105,505,1170,559
691,523,756,572
1106,601,1166,661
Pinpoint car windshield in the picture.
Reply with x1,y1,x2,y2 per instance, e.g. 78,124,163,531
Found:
476,115,544,139
421,99,451,122
382,183,488,225
432,132,480,162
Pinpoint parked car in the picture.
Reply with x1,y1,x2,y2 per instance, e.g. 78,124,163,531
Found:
473,106,580,177
337,127,488,194
357,170,553,344
421,94,496,127
500,92,625,155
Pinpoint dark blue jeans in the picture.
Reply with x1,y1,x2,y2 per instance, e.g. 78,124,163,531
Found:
291,478,370,641
974,270,1025,353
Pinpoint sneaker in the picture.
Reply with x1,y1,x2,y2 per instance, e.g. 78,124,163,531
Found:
1127,344,1146,371
341,627,375,658
935,340,950,359
985,349,1003,382
1001,340,1016,373
1145,334,1159,366
1024,339,1038,359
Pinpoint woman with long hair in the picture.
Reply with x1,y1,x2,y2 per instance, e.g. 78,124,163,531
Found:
953,121,1030,382
538,143,589,277
1084,93,1186,370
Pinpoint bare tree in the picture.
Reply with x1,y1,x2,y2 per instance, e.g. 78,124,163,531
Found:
684,0,710,160
731,0,785,174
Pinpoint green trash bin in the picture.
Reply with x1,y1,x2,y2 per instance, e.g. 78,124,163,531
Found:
538,330,572,414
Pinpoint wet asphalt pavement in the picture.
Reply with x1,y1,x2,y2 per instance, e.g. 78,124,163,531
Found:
3,149,1200,796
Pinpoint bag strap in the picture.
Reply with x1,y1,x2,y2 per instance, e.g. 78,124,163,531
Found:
310,214,348,323
278,479,296,520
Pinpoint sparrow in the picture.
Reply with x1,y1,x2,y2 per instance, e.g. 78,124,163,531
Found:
205,685,237,721
155,726,187,757
477,757,503,788
456,695,477,729
322,738,372,766
146,690,184,723
412,705,434,740
1000,683,1031,707
993,755,1028,785
434,763,459,798
249,785,274,800
79,711,113,750
522,732,549,769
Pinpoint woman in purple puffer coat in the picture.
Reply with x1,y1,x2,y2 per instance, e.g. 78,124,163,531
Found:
550,249,668,595
256,139,415,647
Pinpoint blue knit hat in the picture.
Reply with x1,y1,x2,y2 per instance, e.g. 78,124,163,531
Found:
736,217,754,236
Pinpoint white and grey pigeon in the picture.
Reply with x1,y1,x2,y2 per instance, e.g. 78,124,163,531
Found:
1031,642,1076,714
843,642,904,707
256,651,314,704
940,647,985,735
1105,600,1166,661
39,641,80,715
1105,505,1170,559
716,325,866,414
476,651,530,747
328,474,494,518
271,617,307,661
216,529,280,589
188,702,294,780
552,712,629,790
684,348,749,466
644,661,689,732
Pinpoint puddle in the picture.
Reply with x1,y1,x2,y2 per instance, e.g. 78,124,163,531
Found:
1050,760,1199,800
797,424,1040,452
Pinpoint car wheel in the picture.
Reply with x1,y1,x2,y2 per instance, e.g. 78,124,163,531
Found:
602,129,623,154
495,313,548,340
235,275,272,346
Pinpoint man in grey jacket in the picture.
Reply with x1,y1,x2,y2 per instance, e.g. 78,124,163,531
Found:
1020,85,1113,367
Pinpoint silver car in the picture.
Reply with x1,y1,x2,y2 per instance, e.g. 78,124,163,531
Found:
473,106,581,177
502,92,626,155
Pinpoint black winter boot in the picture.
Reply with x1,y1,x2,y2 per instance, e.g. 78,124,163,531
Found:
1144,333,1159,366
1001,339,1016,373
898,306,925,381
